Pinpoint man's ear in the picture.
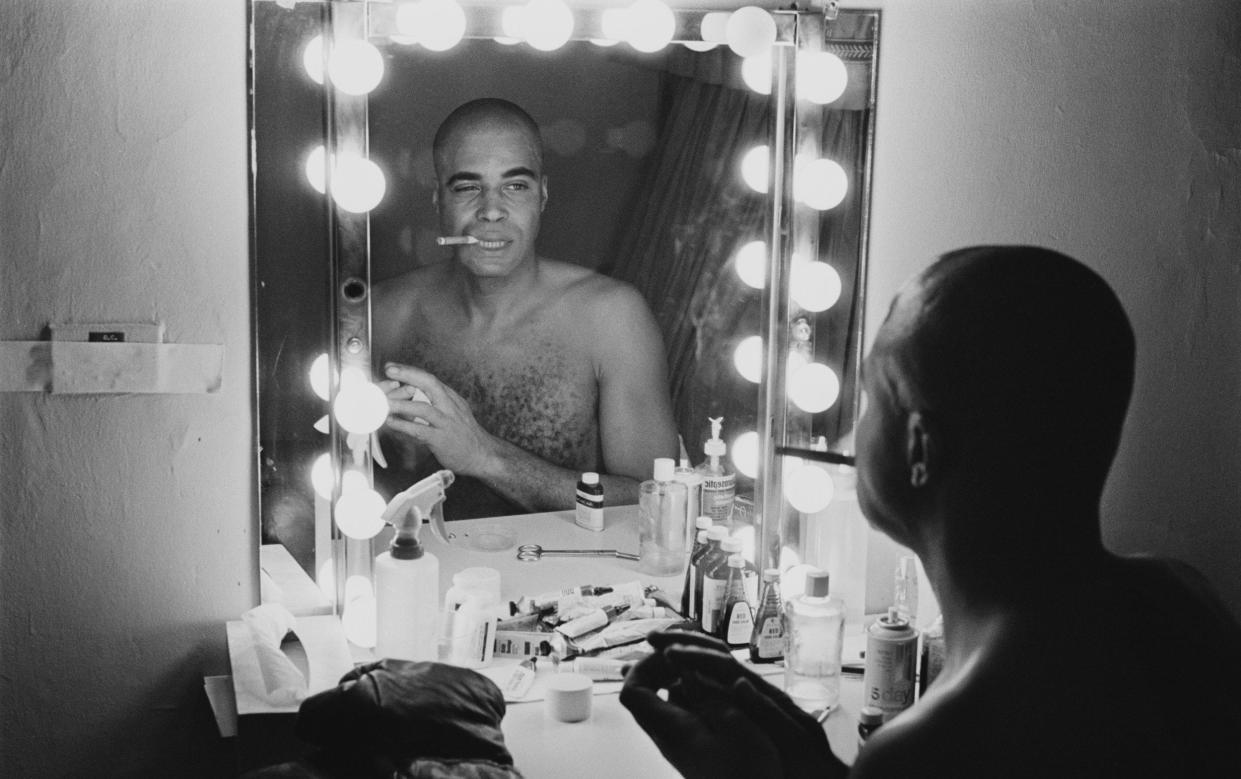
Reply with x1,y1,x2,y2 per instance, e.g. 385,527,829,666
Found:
540,175,549,212
905,411,934,488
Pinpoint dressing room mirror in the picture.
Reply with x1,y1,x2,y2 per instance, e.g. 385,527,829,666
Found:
249,0,879,605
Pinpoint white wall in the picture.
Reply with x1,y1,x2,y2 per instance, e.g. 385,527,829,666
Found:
0,2,252,776
0,0,1237,776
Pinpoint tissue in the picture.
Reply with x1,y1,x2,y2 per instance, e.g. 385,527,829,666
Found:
242,603,308,706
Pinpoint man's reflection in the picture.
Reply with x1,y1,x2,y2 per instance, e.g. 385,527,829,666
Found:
373,98,678,519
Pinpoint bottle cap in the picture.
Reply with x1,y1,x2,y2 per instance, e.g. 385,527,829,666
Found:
695,516,714,530
704,438,726,456
580,472,599,485
762,568,780,582
720,536,742,553
859,706,884,725
696,529,709,543
706,526,729,541
805,569,830,597
727,554,744,568
653,457,675,481
880,606,909,629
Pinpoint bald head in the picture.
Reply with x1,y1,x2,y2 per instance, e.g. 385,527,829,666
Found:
876,246,1134,494
432,98,544,181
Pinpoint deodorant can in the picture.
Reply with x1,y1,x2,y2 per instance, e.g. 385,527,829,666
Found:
862,607,918,720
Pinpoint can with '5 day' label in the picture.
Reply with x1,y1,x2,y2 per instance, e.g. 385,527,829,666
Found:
862,607,918,720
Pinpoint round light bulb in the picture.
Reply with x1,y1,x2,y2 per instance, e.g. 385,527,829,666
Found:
591,37,621,47
725,6,777,59
732,335,763,384
785,462,835,513
625,0,675,53
304,145,328,195
682,41,717,52
328,39,384,96
341,468,370,495
600,7,630,43
309,352,330,400
334,487,387,539
790,261,843,312
794,156,848,211
501,6,525,39
311,452,334,500
741,54,772,95
341,578,377,647
396,0,467,52
700,12,730,44
741,145,769,194
302,35,325,85
789,362,840,414
734,240,767,289
334,378,390,435
798,50,847,105
522,0,574,52
331,154,386,214
732,430,760,479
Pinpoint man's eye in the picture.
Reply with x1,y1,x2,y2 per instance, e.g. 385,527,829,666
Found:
452,184,480,195
506,181,530,191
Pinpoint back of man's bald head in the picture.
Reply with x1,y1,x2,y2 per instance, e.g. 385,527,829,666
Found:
886,246,1135,494
432,98,544,179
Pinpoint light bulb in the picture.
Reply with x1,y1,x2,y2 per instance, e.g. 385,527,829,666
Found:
789,362,840,413
790,261,843,312
700,12,730,44
741,54,772,95
734,240,767,289
725,6,776,59
328,39,385,96
302,35,325,84
341,578,377,647
311,452,334,500
522,0,574,52
591,37,621,47
794,156,848,211
331,154,386,213
732,430,760,478
309,352,331,400
798,50,847,105
741,145,769,193
786,346,810,379
304,145,328,195
782,563,813,600
341,468,370,495
334,487,387,539
733,335,763,384
334,377,390,434
599,8,629,45
785,462,835,513
625,0,675,53
501,6,525,39
396,0,467,52
733,523,756,563
682,41,717,52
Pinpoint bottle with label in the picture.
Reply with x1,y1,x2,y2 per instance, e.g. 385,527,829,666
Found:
784,568,845,713
862,607,918,720
637,458,689,576
673,459,704,538
575,471,605,532
375,506,440,662
857,706,885,750
440,567,502,668
691,525,729,628
701,535,756,633
715,555,755,648
696,417,736,527
918,613,945,698
679,516,714,619
748,568,785,663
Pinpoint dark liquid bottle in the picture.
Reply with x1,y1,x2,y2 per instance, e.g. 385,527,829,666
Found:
748,568,785,663
680,524,711,619
714,554,754,649
693,526,729,630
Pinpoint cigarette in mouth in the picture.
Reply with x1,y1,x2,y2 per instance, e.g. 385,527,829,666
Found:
436,235,480,246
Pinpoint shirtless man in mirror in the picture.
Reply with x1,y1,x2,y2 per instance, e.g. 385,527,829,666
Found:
373,98,679,519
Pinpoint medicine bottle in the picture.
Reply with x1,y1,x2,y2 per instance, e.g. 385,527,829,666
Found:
680,516,714,619
575,471,604,532
691,525,729,628
440,567,502,669
715,555,755,648
701,535,745,633
748,568,785,663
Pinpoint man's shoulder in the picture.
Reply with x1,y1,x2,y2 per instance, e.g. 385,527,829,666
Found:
540,260,649,315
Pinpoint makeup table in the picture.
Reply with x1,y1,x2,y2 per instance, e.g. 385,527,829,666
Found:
234,506,863,776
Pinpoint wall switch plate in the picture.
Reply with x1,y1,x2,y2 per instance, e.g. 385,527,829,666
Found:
50,322,164,343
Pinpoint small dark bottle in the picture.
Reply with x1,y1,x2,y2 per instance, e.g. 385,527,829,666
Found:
748,568,785,663
714,554,755,649
857,706,884,750
693,526,729,630
680,520,712,619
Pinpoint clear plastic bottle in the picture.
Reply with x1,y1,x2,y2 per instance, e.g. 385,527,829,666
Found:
673,459,704,537
715,555,755,648
638,458,689,576
695,417,735,527
784,568,845,713
748,568,785,663
680,517,714,619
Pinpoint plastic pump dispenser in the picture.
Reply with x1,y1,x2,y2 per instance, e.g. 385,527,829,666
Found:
696,417,736,524
375,500,441,661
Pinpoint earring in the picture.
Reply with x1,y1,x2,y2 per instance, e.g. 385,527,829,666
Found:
910,462,928,487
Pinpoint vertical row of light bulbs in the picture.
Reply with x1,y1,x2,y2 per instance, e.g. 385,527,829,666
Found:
297,2,851,542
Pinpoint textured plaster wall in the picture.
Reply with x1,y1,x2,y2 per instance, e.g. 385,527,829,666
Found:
1,0,1239,776
866,0,1241,618
0,2,253,776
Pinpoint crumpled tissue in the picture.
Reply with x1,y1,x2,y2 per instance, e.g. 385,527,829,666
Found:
242,603,308,706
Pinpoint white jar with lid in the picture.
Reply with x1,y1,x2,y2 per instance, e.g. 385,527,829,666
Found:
440,567,502,668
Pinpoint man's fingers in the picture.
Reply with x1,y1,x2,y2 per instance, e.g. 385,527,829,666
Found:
646,627,731,654
383,362,451,406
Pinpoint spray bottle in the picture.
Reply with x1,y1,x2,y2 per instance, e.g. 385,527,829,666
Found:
696,417,735,526
374,471,453,661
